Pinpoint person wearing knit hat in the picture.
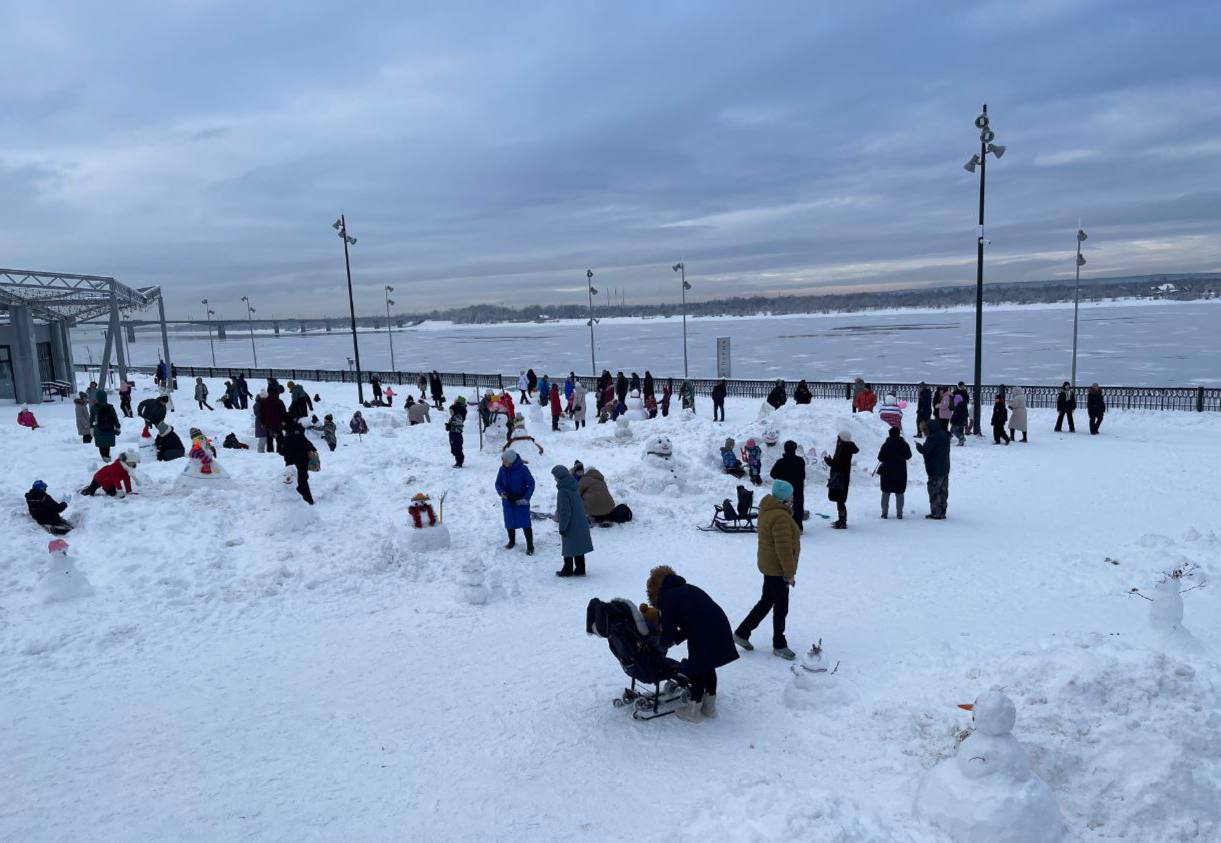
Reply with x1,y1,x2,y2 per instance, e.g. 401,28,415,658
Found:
824,430,860,529
734,472,801,660
496,448,535,555
720,438,745,478
26,480,71,534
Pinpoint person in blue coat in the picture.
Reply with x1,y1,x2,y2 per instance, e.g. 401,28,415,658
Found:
496,449,535,555
551,465,593,577
646,565,739,723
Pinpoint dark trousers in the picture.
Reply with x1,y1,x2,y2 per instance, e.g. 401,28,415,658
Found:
1055,410,1075,432
239,395,249,410
82,434,92,444
687,669,718,703
265,431,283,454
713,400,725,422
507,527,534,551
551,414,560,431
449,431,464,466
520,390,529,404
836,501,847,522
119,396,132,417
993,424,1010,444
294,464,314,504
1089,413,1103,435
927,475,949,517
81,481,117,497
98,446,111,460
916,411,930,437
937,418,950,432
736,575,790,649
197,400,213,411
593,503,633,524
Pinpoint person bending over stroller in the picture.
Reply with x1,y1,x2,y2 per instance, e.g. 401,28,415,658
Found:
645,565,739,723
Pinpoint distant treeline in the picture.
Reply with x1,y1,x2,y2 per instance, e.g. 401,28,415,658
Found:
412,273,1221,325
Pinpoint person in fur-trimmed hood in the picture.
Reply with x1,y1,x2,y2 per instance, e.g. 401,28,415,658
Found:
646,565,738,723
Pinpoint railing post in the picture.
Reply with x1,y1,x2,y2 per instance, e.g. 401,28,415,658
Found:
1198,385,1205,412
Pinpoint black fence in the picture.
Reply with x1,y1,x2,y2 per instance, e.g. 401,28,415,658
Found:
77,364,1221,412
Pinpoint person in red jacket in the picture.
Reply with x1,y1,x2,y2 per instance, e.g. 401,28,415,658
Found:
258,390,286,454
549,383,563,431
81,452,140,497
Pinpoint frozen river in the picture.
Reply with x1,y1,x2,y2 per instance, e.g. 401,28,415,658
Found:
75,299,1221,386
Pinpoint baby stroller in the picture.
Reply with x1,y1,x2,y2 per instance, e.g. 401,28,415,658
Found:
586,597,688,720
699,485,759,533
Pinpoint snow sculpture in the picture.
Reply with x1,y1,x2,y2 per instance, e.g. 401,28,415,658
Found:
408,492,451,552
637,435,686,494
505,415,544,456
482,402,511,451
180,429,231,484
680,407,696,422
614,416,632,442
915,689,1064,843
459,555,489,605
762,425,780,447
1141,566,1203,650
39,539,94,604
783,640,838,710
526,397,545,424
624,390,647,421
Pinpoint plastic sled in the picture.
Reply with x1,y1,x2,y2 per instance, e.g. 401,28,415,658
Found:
698,485,759,533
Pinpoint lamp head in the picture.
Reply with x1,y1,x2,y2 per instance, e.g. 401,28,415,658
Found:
586,269,593,279
332,218,342,231
964,154,980,173
989,143,1006,159
672,262,683,272
974,113,989,130
1077,228,1088,242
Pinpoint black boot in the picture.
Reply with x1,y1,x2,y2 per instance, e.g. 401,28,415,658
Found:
524,527,535,556
556,557,574,577
574,555,586,576
505,529,516,550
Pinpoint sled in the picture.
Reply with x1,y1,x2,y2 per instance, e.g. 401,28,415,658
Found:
698,486,759,533
613,678,688,721
530,510,556,522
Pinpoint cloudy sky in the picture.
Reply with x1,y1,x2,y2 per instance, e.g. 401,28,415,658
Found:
3,1,1220,318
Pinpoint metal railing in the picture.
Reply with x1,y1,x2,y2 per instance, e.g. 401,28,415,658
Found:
75,364,1220,412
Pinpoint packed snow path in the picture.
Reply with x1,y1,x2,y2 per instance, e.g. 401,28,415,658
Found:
3,376,1219,841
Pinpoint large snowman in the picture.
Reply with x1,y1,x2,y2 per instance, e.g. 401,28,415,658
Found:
915,689,1064,843
481,394,511,451
407,492,451,552
636,435,688,495
624,390,647,422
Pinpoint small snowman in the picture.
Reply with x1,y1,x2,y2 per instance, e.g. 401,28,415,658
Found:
408,492,451,552
506,415,544,456
482,398,511,451
760,425,782,475
459,555,489,605
1139,565,1203,650
638,435,687,494
614,416,632,442
782,640,839,710
39,539,94,604
915,689,1064,843
624,390,647,421
180,428,232,485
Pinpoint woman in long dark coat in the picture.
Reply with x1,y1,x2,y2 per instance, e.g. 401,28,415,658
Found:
647,565,738,723
876,427,911,519
551,465,593,577
823,431,859,529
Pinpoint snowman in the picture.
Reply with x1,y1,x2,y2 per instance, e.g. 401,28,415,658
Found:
614,416,632,442
39,539,94,604
637,434,687,494
914,689,1064,843
760,425,782,475
624,390,647,421
179,428,233,486
782,639,839,710
459,553,489,605
506,415,544,456
408,492,451,552
1144,566,1203,650
482,393,511,451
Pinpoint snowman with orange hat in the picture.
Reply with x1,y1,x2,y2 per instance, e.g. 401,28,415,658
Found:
408,491,451,551
915,688,1064,842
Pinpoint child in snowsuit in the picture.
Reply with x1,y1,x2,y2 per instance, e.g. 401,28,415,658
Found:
741,439,763,486
82,452,139,497
321,415,337,451
446,399,466,467
991,395,1011,445
26,480,71,533
721,438,746,478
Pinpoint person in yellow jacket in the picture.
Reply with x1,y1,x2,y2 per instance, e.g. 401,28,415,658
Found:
733,478,800,660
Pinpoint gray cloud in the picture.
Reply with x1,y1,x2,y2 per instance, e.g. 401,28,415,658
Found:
1,1,1219,317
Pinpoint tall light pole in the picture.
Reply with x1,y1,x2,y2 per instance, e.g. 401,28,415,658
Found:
333,214,364,403
963,104,1005,436
586,269,598,375
672,262,692,378
201,298,217,367
1071,225,1087,386
384,285,396,372
240,295,258,367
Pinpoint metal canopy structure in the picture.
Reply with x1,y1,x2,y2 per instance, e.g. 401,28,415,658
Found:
0,267,173,398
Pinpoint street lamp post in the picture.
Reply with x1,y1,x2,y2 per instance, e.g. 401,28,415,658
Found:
586,269,598,376
240,295,258,367
672,262,692,378
333,214,364,403
201,298,217,367
963,104,1005,436
384,285,396,372
1071,225,1088,386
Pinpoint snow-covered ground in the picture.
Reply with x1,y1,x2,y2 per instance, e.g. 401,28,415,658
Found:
77,298,1221,385
4,376,1220,841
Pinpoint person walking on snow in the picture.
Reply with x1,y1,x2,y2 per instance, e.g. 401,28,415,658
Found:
259,390,286,453
496,449,535,555
1055,382,1077,432
74,391,93,443
711,379,727,422
551,465,593,577
236,374,251,410
446,397,467,467
991,394,1011,444
549,383,563,432
950,392,969,446
769,441,807,531
517,370,529,404
824,431,859,529
916,415,951,519
648,565,739,722
1007,385,1028,443
1087,384,1106,435
734,478,800,660
570,381,587,429
280,421,317,505
370,374,382,404
90,391,121,460
117,379,133,417
877,426,911,519
194,377,213,411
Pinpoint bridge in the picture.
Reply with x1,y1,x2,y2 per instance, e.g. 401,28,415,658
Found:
85,315,426,341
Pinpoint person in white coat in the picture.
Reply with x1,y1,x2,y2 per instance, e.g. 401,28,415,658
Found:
570,382,588,430
1007,386,1028,443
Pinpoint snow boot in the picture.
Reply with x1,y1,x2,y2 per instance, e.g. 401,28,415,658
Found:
556,557,574,577
831,520,846,530
504,529,516,550
524,528,535,556
773,647,797,660
733,633,754,651
574,556,586,576
675,699,704,723
701,694,718,719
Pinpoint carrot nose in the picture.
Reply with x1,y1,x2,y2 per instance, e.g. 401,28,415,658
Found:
957,704,974,711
